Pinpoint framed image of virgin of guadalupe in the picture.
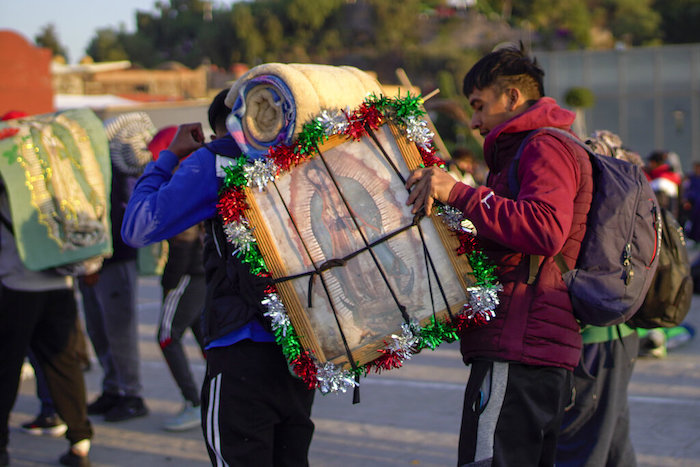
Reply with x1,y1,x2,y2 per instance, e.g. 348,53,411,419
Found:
243,121,476,369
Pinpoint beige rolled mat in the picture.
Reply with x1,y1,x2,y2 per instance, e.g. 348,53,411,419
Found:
225,63,383,155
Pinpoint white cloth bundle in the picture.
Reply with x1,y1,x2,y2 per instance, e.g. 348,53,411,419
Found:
225,63,383,157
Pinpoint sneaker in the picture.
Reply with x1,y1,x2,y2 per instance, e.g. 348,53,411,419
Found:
21,414,67,437
103,396,148,422
163,402,201,432
59,449,90,467
87,392,121,415
639,329,667,358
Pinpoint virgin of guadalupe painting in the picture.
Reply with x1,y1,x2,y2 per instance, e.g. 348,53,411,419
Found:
246,123,471,367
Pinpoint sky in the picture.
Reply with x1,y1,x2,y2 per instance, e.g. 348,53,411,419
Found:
0,1,234,64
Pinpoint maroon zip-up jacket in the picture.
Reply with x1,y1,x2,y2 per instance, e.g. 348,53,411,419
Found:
448,97,593,371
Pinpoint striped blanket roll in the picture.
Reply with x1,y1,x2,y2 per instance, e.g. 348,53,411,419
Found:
224,63,383,158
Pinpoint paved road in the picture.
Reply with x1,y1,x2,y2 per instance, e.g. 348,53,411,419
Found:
6,275,700,466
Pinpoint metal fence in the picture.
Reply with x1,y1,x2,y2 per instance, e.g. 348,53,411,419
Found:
537,43,700,171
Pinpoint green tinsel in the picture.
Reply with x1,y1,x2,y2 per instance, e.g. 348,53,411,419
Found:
350,365,365,379
221,156,249,189
468,251,499,286
276,328,303,361
417,316,459,351
296,120,326,154
366,93,392,112
391,93,426,120
237,247,268,276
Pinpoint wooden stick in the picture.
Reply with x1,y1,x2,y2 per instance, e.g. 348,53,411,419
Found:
422,88,440,102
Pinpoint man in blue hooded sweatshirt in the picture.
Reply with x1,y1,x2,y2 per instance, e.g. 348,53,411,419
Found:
121,89,314,466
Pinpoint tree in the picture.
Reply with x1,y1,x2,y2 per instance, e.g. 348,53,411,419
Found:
368,0,424,53
86,28,129,62
35,23,69,62
607,0,662,46
653,0,700,44
527,0,593,48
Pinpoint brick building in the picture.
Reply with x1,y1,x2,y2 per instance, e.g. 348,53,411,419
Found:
0,30,53,116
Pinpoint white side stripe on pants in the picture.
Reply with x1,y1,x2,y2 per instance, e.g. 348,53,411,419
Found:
159,275,191,343
206,373,228,467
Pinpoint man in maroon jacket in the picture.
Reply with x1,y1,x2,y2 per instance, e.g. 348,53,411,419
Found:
406,44,593,466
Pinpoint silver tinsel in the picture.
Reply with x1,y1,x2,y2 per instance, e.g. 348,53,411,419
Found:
404,115,434,150
317,109,349,136
437,206,477,235
244,158,278,191
315,361,358,394
223,221,256,254
262,293,291,336
384,320,421,361
465,284,503,320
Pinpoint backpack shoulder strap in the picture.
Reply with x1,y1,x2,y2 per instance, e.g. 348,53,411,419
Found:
508,127,593,197
508,127,591,283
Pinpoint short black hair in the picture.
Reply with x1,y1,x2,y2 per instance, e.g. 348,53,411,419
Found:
208,88,231,133
463,43,545,101
647,150,668,165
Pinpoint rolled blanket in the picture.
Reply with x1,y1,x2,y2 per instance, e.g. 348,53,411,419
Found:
225,63,383,157
104,112,157,175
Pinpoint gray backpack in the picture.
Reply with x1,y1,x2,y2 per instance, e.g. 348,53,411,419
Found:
509,127,661,327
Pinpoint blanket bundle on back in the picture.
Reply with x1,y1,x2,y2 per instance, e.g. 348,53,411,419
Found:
0,108,112,271
224,63,383,157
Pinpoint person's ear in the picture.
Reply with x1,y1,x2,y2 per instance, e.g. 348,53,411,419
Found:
506,88,521,111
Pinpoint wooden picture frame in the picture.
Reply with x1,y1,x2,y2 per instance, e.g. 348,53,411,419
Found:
244,122,474,369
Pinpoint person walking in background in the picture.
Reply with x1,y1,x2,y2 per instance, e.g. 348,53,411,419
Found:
79,113,155,422
446,147,478,187
406,43,590,466
645,149,682,219
640,149,695,358
20,315,91,438
682,161,700,242
0,112,94,466
121,89,315,465
147,126,207,432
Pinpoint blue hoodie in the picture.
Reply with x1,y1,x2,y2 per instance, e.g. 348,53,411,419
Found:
122,135,273,347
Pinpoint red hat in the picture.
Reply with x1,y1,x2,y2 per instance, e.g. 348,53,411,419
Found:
1,110,29,121
148,126,178,161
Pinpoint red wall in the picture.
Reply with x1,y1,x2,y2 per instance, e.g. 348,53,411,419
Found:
0,30,54,116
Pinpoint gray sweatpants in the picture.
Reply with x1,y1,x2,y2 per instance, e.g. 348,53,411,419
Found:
80,259,142,397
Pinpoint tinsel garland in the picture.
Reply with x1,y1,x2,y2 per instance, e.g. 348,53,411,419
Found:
217,93,502,394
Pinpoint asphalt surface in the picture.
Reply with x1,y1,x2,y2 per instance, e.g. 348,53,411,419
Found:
6,274,700,466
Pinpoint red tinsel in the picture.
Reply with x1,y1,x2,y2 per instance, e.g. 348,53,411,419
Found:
216,187,249,224
356,102,384,130
344,112,366,141
268,144,303,173
291,351,318,390
368,349,404,373
452,309,489,333
0,127,19,141
455,231,478,256
418,144,443,167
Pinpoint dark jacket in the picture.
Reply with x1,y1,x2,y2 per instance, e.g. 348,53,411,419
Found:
161,224,205,291
447,97,593,371
201,216,271,346
196,137,271,347
106,166,139,264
